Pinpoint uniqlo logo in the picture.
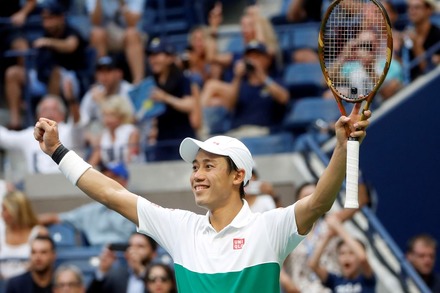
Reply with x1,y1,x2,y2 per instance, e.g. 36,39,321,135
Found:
233,238,245,250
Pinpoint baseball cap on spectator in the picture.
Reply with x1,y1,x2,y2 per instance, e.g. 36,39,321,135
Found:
96,56,120,70
179,136,254,185
245,40,268,55
102,162,129,180
147,38,175,55
41,1,66,15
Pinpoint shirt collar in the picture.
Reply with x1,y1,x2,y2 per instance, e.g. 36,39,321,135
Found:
204,200,254,232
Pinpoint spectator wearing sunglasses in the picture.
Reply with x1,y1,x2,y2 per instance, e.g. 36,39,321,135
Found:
145,263,177,293
325,29,403,104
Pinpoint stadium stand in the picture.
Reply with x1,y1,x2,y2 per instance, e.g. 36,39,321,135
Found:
1,1,440,292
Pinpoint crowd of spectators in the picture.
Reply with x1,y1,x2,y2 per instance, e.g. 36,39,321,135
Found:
0,0,439,292
0,0,439,172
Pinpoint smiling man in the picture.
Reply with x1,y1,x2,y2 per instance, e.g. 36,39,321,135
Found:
33,102,370,292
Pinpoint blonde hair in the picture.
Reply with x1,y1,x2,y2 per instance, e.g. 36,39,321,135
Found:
3,191,39,228
101,95,134,124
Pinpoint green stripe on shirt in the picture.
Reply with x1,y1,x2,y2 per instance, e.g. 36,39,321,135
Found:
174,262,281,293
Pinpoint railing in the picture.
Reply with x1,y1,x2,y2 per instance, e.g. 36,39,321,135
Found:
402,38,440,85
303,134,431,293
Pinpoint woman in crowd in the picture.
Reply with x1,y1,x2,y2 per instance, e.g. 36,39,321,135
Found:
0,190,48,279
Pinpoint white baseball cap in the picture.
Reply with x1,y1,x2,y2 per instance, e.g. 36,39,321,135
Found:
179,136,254,185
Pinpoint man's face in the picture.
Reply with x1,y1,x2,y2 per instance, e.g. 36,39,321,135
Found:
125,234,156,266
37,98,64,122
53,270,85,293
41,11,64,36
245,51,270,72
190,150,239,210
407,241,436,275
407,0,432,25
30,239,56,275
95,68,122,93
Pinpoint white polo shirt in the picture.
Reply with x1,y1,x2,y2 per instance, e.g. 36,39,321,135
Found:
137,197,305,292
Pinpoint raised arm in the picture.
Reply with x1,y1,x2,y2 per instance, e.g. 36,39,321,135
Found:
34,118,139,226
294,103,371,235
307,229,333,283
326,214,374,278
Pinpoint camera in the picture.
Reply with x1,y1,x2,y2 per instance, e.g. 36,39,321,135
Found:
244,60,255,73
180,52,190,70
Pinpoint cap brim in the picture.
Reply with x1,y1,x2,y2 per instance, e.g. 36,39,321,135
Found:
179,138,227,163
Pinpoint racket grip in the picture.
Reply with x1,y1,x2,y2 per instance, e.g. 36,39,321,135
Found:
345,140,359,209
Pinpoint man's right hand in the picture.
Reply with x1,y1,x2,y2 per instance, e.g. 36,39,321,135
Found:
34,118,62,156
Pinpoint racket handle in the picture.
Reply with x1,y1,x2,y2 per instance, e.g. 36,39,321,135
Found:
345,139,359,209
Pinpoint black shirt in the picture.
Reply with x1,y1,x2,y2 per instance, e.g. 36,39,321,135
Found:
153,64,195,141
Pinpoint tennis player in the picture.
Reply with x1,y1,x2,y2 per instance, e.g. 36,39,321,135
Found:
33,103,371,292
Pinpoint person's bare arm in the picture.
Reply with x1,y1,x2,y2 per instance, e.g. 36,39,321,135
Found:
34,118,139,225
308,230,333,283
151,88,195,114
90,0,103,25
120,4,141,27
33,36,79,54
189,83,202,131
280,268,300,293
327,215,374,278
294,103,371,235
38,213,61,226
10,0,37,26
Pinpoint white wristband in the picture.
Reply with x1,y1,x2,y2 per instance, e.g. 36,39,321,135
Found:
58,151,92,185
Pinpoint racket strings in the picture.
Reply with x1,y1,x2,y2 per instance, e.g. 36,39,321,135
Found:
323,0,389,101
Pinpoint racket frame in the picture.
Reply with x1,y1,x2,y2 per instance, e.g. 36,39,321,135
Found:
318,0,393,208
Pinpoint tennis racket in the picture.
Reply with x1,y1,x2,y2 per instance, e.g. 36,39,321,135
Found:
318,0,393,208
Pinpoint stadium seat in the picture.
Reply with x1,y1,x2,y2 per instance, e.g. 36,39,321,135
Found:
203,106,232,135
224,34,245,54
277,22,320,51
56,246,104,286
282,97,342,134
48,222,86,248
283,62,325,99
240,132,294,155
142,0,197,38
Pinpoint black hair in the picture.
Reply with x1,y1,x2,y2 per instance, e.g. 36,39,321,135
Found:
145,263,177,293
225,157,246,199
131,232,158,252
406,233,437,253
336,238,366,253
33,235,56,251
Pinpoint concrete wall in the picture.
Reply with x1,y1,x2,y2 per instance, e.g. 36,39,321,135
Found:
26,153,316,214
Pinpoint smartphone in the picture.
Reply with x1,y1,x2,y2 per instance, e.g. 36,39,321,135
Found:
108,243,129,251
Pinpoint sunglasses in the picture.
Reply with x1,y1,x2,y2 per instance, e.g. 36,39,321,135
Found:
148,276,170,283
357,42,374,52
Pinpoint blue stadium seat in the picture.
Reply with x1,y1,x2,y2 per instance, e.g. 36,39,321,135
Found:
49,222,86,248
282,97,342,134
225,34,245,54
240,132,294,155
277,22,320,51
67,14,91,41
56,246,104,286
283,62,325,99
142,0,197,38
203,106,232,135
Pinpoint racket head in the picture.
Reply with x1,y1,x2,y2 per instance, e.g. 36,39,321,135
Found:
318,0,393,106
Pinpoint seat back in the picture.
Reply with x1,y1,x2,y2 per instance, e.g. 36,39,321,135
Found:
282,97,342,133
241,133,294,156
